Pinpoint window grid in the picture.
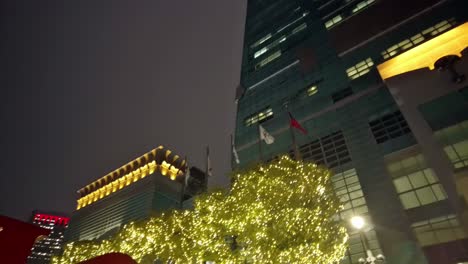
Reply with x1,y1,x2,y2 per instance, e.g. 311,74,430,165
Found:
412,215,467,247
387,153,448,210
250,34,272,49
434,120,468,169
332,169,383,264
252,22,308,60
255,50,281,70
369,110,411,144
346,58,374,80
352,0,376,14
381,19,457,60
325,15,343,29
298,130,352,169
332,169,368,221
244,108,274,127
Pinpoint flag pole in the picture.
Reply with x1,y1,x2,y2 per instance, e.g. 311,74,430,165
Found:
289,124,301,160
285,106,301,161
258,124,264,162
204,146,210,192
180,156,188,209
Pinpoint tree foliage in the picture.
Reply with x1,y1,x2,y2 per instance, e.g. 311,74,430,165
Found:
54,156,348,263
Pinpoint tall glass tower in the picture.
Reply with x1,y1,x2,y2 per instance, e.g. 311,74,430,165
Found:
234,0,468,263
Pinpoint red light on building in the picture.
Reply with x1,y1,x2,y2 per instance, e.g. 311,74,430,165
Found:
33,213,70,226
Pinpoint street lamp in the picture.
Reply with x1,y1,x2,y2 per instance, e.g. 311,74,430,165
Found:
350,216,385,264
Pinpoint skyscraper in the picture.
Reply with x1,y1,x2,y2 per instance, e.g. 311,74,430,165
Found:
27,211,69,264
65,146,187,242
234,0,468,263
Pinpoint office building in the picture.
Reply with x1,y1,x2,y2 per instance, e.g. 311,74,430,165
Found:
27,211,69,264
234,0,468,263
65,146,187,242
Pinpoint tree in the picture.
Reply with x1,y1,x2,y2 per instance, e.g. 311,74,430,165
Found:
54,156,348,263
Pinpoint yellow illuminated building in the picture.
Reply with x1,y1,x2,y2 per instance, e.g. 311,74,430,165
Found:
377,22,468,80
75,146,186,210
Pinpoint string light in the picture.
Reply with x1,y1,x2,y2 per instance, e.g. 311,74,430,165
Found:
53,156,348,263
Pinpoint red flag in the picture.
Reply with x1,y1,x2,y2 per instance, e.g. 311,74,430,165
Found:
288,112,307,134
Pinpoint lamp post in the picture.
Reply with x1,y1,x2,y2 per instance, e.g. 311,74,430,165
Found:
350,216,385,264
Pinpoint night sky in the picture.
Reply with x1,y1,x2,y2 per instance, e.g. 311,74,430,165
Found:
1,0,247,221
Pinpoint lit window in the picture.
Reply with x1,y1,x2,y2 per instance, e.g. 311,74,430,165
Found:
325,15,343,29
386,153,447,210
331,169,384,264
251,21,307,60
277,12,309,33
352,0,375,13
412,215,467,247
292,23,307,34
254,47,268,58
381,19,457,60
244,108,274,127
250,34,272,49
307,85,318,96
255,50,281,70
434,120,468,169
346,58,374,80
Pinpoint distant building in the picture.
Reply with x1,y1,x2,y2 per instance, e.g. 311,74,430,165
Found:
27,211,69,264
65,146,188,242
235,0,468,263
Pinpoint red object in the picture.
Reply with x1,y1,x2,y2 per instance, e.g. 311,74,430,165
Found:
79,253,138,264
288,112,307,134
0,215,51,264
33,213,70,226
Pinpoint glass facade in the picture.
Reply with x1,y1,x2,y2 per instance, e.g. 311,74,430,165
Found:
435,120,468,169
386,153,447,210
237,0,468,262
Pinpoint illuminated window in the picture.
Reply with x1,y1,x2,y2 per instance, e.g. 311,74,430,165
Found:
277,11,309,33
244,108,274,127
307,85,318,96
352,0,375,13
381,19,457,60
346,58,374,80
255,50,281,70
325,15,343,29
331,169,384,264
369,110,411,144
254,47,268,58
412,215,467,247
386,153,447,210
250,34,272,49
252,22,307,60
292,22,307,34
434,120,468,169
332,169,368,220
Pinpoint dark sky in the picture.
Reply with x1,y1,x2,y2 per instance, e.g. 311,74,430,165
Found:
1,0,246,221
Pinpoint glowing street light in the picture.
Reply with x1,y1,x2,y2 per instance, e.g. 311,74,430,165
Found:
349,216,385,264
351,215,365,230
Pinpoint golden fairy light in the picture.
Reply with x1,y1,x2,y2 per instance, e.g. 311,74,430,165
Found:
53,156,348,264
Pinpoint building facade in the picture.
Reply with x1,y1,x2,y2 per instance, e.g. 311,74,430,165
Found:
27,212,69,264
65,146,187,242
234,0,468,263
